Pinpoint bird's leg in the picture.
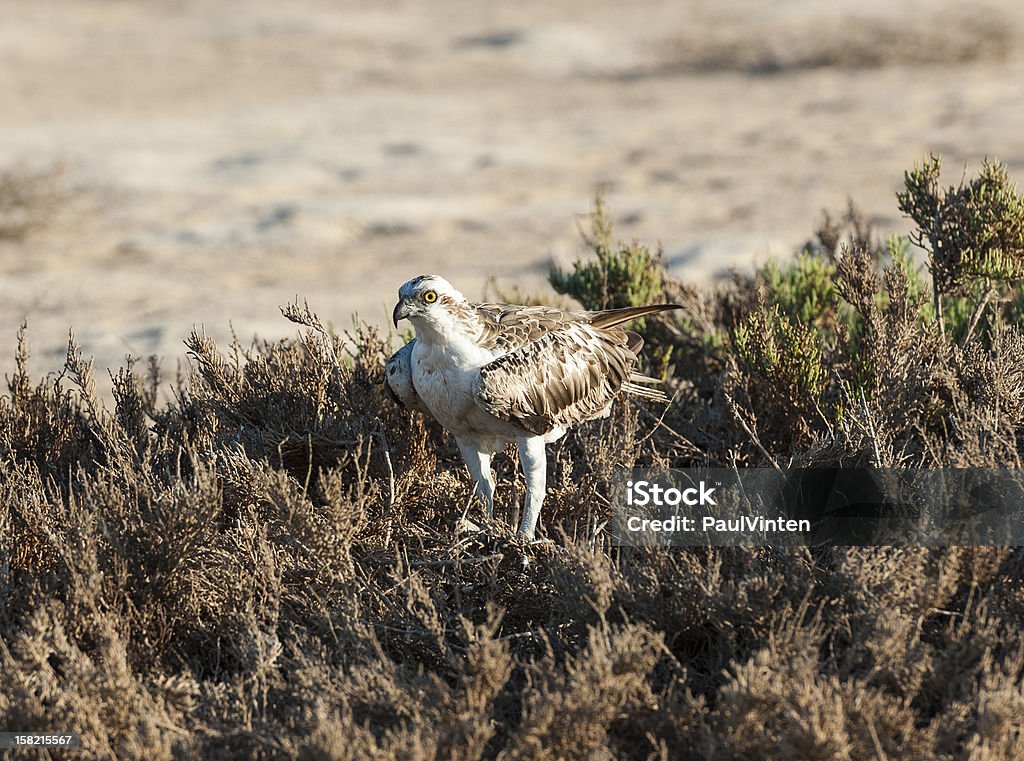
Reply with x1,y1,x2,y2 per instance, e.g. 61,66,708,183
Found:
456,438,495,521
516,436,547,539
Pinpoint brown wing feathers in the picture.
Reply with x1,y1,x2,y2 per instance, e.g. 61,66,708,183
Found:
588,303,683,329
474,304,574,353
474,324,639,435
472,300,682,435
387,293,680,428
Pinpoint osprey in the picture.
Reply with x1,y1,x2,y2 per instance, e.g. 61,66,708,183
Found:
386,274,679,539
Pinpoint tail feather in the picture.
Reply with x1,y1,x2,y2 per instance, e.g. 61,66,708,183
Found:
589,304,682,329
625,330,644,354
622,381,670,402
627,372,662,385
590,303,679,403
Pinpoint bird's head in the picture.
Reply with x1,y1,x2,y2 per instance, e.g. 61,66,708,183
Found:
392,275,472,337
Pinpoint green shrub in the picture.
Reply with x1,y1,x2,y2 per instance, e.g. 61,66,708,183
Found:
758,251,838,328
549,196,664,314
897,155,1024,337
731,302,827,449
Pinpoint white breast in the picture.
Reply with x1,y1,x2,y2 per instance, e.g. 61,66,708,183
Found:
411,337,508,444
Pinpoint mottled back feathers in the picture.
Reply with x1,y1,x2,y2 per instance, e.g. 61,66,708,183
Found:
385,300,680,434
473,322,638,435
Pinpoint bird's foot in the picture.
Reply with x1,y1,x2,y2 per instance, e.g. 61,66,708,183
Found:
523,536,555,547
456,516,486,534
513,525,555,544
506,533,559,568
457,516,519,555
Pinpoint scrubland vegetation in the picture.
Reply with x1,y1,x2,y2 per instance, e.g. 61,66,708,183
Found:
2,157,1024,759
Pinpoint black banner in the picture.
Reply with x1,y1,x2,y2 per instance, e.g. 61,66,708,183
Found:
611,468,1024,546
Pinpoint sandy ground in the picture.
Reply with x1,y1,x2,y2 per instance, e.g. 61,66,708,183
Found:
1,0,1023,395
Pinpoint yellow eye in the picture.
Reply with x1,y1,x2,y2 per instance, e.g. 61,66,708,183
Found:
423,290,438,303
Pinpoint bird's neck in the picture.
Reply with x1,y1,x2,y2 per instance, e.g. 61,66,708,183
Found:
412,310,490,364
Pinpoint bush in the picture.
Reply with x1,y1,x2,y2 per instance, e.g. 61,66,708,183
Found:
898,155,1024,339
549,196,664,315
2,161,1024,759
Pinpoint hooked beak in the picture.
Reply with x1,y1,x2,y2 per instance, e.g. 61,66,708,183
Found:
392,298,412,328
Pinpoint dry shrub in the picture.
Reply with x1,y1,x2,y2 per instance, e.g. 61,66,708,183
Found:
503,623,661,761
2,166,1024,758
1,310,1022,760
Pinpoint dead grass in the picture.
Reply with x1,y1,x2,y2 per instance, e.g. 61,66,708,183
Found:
2,182,1024,759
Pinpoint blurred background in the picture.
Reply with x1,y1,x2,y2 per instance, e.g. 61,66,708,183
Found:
2,0,1023,394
